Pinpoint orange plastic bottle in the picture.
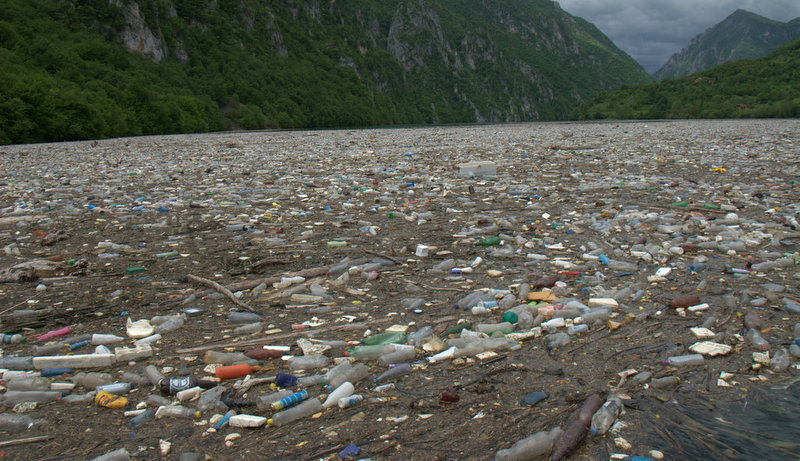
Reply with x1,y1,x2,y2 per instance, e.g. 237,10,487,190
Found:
215,363,261,379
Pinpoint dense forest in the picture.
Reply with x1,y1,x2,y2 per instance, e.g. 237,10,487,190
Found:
0,0,652,145
571,38,800,120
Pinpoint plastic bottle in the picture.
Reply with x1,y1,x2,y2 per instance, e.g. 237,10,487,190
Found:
326,363,369,391
770,348,791,372
5,376,50,391
130,408,155,429
146,394,172,407
346,344,413,360
379,347,416,365
494,426,564,461
257,390,294,410
374,363,413,383
547,332,571,350
272,390,309,411
144,365,165,386
234,322,263,336
203,350,255,365
155,405,200,419
153,314,185,334
1,333,26,344
0,413,35,432
338,394,364,409
361,331,407,346
268,398,323,426
114,345,153,362
228,311,263,323
91,334,125,345
746,329,769,351
96,383,132,395
0,356,35,370
408,326,433,346
89,448,130,461
214,409,237,429
322,382,354,408
244,348,284,360
663,354,704,366
551,395,603,461
567,324,589,336
134,334,162,347
196,386,227,412
216,363,261,379
73,372,114,389
650,376,680,389
287,355,329,371
575,307,611,325
590,396,623,435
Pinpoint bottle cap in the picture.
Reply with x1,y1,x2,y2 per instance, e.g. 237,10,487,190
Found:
590,428,598,435
267,419,274,425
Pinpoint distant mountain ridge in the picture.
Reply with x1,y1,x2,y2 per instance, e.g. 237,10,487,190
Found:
654,9,800,80
0,0,653,145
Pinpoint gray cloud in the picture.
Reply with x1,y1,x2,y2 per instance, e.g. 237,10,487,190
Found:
557,0,800,73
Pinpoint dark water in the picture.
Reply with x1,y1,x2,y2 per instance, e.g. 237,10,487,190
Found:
645,379,800,461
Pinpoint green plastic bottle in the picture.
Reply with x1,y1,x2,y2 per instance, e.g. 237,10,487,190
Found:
361,331,406,346
476,236,501,247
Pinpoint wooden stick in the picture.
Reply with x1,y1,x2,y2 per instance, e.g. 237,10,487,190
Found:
186,274,257,313
364,249,404,265
0,435,53,447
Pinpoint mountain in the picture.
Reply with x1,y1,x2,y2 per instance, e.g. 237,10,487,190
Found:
654,9,800,80
570,38,800,120
0,0,653,145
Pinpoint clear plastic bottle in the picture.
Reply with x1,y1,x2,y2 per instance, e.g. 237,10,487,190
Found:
746,329,769,351
228,312,263,323
91,334,125,345
5,377,50,391
130,408,155,429
155,405,200,419
663,354,704,366
144,365,165,386
89,448,130,461
407,326,433,346
547,332,571,350
326,363,369,390
379,347,416,365
374,363,412,383
73,372,114,389
590,396,623,435
0,413,35,432
494,426,564,461
0,390,63,405
153,314,185,334
0,356,35,370
203,350,254,365
770,348,791,372
287,355,329,371
268,398,322,426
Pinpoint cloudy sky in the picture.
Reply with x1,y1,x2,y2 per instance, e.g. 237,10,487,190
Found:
556,0,800,73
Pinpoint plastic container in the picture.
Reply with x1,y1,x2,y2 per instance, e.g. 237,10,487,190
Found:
322,382,354,408
374,363,413,383
130,408,155,429
1,333,26,344
5,376,50,391
216,363,261,379
257,390,294,410
494,427,564,461
73,372,114,389
272,390,309,411
0,413,35,432
144,365,165,386
204,350,254,365
155,405,200,419
229,414,268,428
746,329,769,351
228,311,263,323
269,398,322,426
91,334,125,345
114,345,153,362
663,354,704,366
590,396,623,435
89,448,130,461
287,354,329,371
338,394,364,409
378,347,416,365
